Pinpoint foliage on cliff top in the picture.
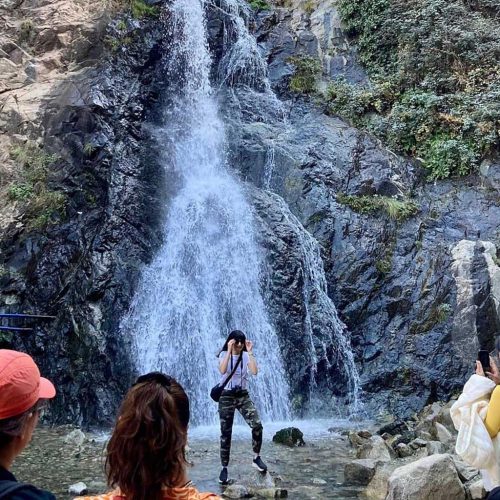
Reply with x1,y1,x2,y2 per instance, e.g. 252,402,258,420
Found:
331,0,500,180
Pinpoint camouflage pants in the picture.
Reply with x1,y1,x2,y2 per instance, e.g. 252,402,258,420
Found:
218,389,263,466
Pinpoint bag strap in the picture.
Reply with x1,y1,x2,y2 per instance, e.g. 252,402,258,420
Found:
221,352,243,390
0,481,32,499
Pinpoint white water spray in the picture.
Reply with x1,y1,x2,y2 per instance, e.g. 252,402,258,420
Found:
121,0,290,425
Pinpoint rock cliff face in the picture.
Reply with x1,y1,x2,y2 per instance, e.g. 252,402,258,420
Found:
0,0,499,423
1,1,167,423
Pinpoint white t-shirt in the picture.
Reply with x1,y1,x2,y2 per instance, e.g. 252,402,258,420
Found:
218,352,249,390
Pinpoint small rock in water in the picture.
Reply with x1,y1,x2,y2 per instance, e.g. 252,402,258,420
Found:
358,430,372,439
312,478,326,485
255,487,287,498
87,480,107,493
222,484,249,498
64,429,86,447
272,427,305,447
68,482,88,495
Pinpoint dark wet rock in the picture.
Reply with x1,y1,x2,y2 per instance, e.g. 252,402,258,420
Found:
395,443,413,458
272,427,305,447
224,73,500,419
0,12,167,424
254,488,288,499
409,439,427,450
1,0,499,427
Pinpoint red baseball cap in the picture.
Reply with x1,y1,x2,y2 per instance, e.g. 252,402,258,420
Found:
0,350,56,419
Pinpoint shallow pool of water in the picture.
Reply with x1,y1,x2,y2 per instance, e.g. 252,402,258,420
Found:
13,420,373,499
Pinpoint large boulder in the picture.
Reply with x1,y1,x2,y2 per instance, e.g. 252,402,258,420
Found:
386,454,466,500
357,435,394,462
344,459,378,485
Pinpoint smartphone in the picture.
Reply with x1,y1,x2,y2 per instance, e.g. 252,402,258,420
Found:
478,350,491,373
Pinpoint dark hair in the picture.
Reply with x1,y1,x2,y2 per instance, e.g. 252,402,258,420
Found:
218,330,247,356
0,400,44,449
106,373,190,500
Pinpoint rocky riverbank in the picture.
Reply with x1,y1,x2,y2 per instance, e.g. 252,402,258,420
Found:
13,399,488,499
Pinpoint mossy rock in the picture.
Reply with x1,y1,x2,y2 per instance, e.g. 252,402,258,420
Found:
272,427,305,447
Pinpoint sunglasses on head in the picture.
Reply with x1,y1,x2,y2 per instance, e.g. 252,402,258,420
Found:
133,372,173,388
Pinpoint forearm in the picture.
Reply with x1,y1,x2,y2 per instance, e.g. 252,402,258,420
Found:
219,351,231,374
485,386,500,438
248,352,258,375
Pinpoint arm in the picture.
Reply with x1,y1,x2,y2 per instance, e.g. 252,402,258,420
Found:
485,357,500,438
475,359,500,438
246,340,257,375
219,340,234,374
485,386,500,438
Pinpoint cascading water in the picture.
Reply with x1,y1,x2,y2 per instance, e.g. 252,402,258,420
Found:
120,0,290,425
213,2,363,412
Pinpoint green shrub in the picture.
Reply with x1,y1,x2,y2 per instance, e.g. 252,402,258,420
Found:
28,192,67,230
248,0,270,10
336,193,419,221
410,303,452,334
288,56,322,94
8,183,33,201
83,143,97,157
130,0,159,19
9,143,66,230
304,0,315,14
18,19,35,46
333,0,500,179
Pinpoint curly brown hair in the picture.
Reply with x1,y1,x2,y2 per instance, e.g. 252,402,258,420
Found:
105,373,190,500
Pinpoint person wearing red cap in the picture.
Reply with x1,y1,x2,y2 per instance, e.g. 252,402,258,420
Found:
0,350,56,499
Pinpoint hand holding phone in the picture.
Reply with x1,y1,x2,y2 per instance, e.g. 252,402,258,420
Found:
478,350,491,374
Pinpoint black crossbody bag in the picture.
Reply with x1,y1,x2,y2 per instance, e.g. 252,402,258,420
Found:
210,352,243,402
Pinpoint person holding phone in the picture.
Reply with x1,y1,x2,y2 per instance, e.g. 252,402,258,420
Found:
216,330,266,485
451,337,500,494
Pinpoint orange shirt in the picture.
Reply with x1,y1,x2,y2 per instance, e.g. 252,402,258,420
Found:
75,486,221,500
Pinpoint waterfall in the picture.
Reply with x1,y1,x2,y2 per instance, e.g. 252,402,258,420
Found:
120,0,290,425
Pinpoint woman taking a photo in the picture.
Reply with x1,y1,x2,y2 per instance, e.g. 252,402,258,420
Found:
76,372,219,500
217,330,266,485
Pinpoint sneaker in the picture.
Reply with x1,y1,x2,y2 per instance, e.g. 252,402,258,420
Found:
219,467,229,485
252,456,267,472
